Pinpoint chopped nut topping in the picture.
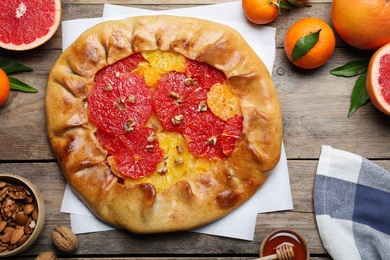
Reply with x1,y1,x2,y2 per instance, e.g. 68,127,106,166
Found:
114,97,126,110
169,91,183,105
174,158,184,166
115,71,121,78
128,95,136,103
146,145,154,151
176,145,184,154
184,77,198,85
158,168,168,175
147,132,157,143
169,91,181,99
124,118,136,132
206,136,217,145
172,114,184,125
197,100,207,112
104,84,113,91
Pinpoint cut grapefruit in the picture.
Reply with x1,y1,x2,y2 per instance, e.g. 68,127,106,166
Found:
221,115,243,156
0,0,62,51
89,54,153,135
183,112,226,160
186,59,226,89
152,72,208,133
107,128,163,179
366,42,390,116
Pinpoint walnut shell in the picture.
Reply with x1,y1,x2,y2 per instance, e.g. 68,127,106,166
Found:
35,251,58,260
51,226,78,253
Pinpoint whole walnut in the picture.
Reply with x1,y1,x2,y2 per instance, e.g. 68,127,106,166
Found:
35,251,58,260
51,226,78,253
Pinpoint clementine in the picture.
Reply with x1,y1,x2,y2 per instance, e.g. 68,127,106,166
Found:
366,42,390,115
332,0,390,50
284,18,335,69
242,0,279,25
0,68,10,107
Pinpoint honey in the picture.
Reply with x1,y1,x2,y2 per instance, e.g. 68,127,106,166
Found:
260,229,309,260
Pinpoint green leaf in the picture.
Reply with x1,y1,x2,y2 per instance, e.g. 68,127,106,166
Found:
330,59,369,77
9,76,38,93
0,60,33,74
292,29,321,62
280,1,293,9
348,73,370,117
284,0,311,7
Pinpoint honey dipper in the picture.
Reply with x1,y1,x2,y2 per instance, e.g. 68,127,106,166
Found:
256,244,295,260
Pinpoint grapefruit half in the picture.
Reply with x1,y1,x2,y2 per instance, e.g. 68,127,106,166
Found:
366,42,390,116
0,0,62,51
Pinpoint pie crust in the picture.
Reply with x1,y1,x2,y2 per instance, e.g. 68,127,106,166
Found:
46,15,283,233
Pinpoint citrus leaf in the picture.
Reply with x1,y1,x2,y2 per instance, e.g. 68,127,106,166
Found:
280,1,293,9
284,0,311,7
292,29,321,62
0,60,33,74
348,73,369,117
330,59,369,77
8,76,38,93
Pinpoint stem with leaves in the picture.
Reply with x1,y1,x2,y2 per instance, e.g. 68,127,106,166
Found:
0,60,38,93
330,59,370,117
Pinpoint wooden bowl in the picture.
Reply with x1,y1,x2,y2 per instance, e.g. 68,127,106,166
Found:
259,229,309,260
0,174,46,257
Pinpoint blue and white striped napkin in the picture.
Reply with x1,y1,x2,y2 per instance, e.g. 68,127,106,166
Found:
314,145,390,260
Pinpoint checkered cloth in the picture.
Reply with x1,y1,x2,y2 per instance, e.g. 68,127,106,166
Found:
314,145,390,260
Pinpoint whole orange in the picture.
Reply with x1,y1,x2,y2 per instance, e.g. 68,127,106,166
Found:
284,18,336,69
366,42,390,115
332,0,390,50
242,0,279,25
0,68,10,107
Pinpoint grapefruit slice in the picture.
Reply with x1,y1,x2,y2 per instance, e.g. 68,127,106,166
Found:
366,42,390,116
221,115,243,156
0,0,62,51
186,59,226,89
183,112,226,160
152,72,208,133
89,55,152,135
107,128,163,179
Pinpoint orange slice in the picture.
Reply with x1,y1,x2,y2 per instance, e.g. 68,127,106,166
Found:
207,83,242,121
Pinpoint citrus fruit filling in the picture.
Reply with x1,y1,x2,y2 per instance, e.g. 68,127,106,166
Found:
379,54,390,104
88,50,244,190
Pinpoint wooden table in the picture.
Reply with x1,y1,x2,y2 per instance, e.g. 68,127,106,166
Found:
1,0,389,259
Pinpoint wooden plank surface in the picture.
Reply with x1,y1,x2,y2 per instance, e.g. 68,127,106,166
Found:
0,0,388,259
2,159,390,257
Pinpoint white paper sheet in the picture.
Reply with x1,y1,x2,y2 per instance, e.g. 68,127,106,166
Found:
60,1,293,241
